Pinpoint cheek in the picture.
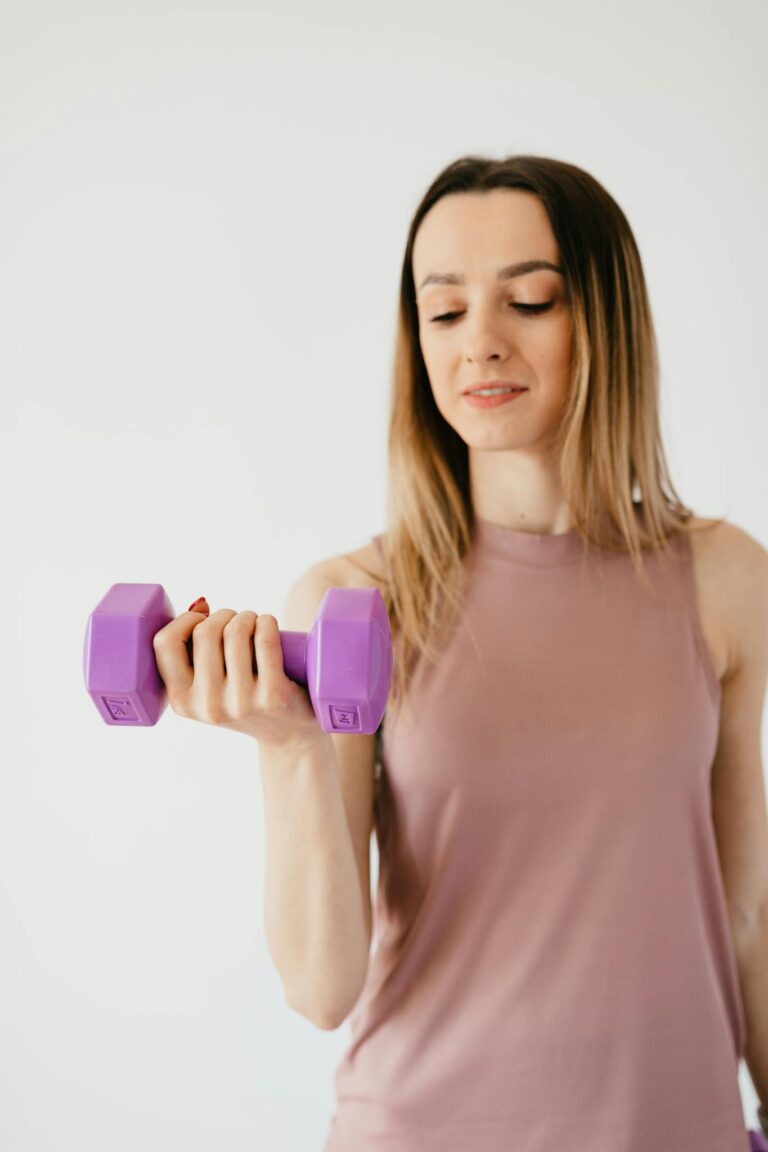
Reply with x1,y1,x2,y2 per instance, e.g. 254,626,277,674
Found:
534,320,572,376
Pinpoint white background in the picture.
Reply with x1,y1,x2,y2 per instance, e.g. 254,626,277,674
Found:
1,0,766,1148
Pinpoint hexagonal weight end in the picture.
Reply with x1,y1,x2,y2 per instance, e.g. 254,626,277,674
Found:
83,583,175,726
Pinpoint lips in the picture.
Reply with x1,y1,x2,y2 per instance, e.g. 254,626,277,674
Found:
463,381,528,394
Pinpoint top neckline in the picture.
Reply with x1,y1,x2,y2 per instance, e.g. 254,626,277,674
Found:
472,516,590,567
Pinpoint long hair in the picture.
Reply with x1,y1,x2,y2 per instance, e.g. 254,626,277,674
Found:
352,154,724,719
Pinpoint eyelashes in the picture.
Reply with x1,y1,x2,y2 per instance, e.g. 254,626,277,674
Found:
429,302,555,324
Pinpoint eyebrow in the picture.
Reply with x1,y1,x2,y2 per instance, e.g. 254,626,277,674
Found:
417,259,564,293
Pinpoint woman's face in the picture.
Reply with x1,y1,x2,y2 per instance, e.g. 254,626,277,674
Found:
412,189,573,456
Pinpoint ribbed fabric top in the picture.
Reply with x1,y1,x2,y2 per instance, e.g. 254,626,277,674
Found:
324,512,749,1152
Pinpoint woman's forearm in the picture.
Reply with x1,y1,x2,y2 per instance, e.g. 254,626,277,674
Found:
258,736,371,1029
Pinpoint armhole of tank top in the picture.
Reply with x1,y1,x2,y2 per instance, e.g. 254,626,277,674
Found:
674,529,722,711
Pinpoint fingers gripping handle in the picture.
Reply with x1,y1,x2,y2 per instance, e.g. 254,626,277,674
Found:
83,583,392,734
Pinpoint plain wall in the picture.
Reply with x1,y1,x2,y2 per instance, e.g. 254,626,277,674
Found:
1,0,766,1148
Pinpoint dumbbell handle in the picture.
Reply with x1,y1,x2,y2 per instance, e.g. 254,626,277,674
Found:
254,629,306,683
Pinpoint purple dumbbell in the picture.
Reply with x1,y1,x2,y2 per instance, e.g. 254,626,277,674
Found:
83,583,392,734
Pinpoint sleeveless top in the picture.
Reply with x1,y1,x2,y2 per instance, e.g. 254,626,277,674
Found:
323,513,748,1152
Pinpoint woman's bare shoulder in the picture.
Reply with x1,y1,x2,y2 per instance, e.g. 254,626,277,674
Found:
333,536,388,591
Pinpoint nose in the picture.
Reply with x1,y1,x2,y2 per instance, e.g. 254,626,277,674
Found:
463,313,517,365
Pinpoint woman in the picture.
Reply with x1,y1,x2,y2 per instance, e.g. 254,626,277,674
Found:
156,154,768,1150
318,154,768,1150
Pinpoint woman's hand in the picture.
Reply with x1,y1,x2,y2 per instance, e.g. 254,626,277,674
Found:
152,598,328,753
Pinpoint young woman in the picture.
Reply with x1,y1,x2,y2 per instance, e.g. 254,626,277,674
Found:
155,154,768,1150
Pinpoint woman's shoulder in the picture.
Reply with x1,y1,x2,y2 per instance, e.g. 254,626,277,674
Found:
333,534,389,591
681,512,765,684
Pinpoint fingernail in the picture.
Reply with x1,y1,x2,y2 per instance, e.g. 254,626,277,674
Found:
188,597,208,612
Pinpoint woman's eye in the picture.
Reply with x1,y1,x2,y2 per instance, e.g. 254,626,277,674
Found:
429,302,554,324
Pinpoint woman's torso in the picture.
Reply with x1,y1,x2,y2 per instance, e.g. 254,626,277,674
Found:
320,509,747,1151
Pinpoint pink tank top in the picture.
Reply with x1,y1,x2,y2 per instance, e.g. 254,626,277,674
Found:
324,514,748,1151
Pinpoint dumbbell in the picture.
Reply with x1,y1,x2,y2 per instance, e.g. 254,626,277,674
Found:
83,583,392,734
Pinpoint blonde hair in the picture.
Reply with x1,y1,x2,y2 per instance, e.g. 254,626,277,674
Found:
352,153,724,719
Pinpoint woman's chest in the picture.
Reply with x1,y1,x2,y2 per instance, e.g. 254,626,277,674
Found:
346,519,734,690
